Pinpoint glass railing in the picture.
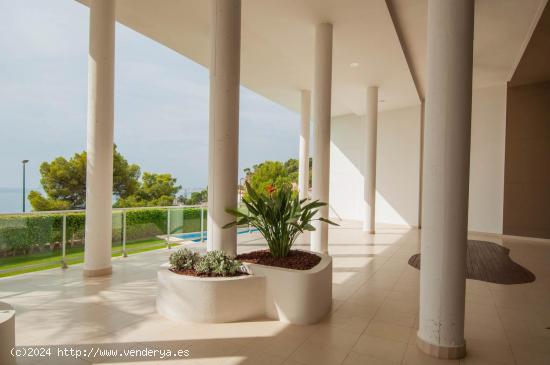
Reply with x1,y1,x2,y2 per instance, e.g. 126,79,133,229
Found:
0,204,210,277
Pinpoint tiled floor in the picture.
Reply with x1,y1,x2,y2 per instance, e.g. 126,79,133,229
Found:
1,221,549,364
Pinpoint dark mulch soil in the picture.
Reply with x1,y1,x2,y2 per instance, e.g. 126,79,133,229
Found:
169,268,248,277
236,250,321,270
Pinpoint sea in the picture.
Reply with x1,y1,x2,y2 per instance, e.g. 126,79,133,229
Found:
0,188,37,214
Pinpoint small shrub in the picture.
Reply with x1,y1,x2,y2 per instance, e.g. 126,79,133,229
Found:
169,248,200,271
194,250,243,277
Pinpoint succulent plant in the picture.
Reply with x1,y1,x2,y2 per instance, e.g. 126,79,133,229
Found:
194,250,243,276
169,248,200,271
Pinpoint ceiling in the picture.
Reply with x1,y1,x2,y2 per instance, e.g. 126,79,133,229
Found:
77,0,546,116
387,0,547,99
510,1,550,86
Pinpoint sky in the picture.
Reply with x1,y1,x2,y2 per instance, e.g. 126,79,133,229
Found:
0,0,300,201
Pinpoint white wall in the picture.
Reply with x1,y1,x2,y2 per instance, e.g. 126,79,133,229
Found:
330,105,421,226
376,106,421,225
468,84,507,234
330,114,365,221
329,83,507,233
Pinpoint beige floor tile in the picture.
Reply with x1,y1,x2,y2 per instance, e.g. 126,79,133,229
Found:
334,301,379,320
290,339,351,365
465,340,516,365
320,312,371,334
380,297,419,315
308,325,362,352
230,347,287,365
373,306,416,328
513,350,550,365
244,334,305,358
347,290,387,307
351,334,407,364
363,320,414,344
342,351,398,365
385,289,418,302
506,332,550,355
402,344,459,365
2,224,548,365
464,323,509,348
281,360,307,365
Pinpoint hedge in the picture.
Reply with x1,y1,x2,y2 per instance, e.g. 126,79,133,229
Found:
0,207,205,257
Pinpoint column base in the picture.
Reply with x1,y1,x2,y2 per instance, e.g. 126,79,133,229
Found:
83,266,112,278
417,335,466,359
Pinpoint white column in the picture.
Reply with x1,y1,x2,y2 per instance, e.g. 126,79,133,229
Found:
299,90,311,201
311,23,333,254
363,86,378,233
207,0,241,257
418,100,425,228
83,0,115,277
417,0,474,359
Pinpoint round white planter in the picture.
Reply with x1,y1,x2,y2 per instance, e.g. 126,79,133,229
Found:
156,252,332,325
0,301,15,365
245,251,332,325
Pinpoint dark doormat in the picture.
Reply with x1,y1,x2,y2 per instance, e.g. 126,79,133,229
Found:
408,240,536,285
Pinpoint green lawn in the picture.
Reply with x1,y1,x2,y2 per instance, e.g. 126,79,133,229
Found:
0,238,179,278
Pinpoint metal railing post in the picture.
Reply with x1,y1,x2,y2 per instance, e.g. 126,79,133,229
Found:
122,210,127,257
200,206,205,242
166,208,171,249
61,215,68,269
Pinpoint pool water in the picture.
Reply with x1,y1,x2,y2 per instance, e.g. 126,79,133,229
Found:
174,227,258,242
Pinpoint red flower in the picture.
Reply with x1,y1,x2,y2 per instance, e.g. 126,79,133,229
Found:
266,184,276,194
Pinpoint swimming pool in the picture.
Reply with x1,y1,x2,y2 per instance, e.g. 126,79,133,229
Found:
174,227,258,242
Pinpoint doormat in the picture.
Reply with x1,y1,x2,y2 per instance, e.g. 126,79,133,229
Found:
408,240,536,284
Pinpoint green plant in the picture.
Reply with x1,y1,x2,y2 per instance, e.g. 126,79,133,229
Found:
0,207,204,257
169,248,200,271
224,181,338,258
194,250,242,276
29,145,140,210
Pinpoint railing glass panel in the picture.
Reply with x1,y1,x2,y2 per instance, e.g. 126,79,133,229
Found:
0,212,65,277
0,205,204,277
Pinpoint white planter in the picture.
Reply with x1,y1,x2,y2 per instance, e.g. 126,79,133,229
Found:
245,251,332,325
0,301,15,365
157,265,265,323
156,252,332,325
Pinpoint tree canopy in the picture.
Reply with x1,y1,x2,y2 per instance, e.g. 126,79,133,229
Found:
244,159,300,196
115,173,181,207
29,146,181,211
177,188,208,206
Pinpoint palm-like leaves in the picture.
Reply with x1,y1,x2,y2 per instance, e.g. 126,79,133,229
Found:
223,182,338,258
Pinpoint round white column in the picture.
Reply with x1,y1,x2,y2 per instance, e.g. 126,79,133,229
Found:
363,86,378,233
311,23,333,254
0,302,15,365
418,101,425,228
299,90,311,201
207,0,241,257
83,0,115,277
417,0,474,359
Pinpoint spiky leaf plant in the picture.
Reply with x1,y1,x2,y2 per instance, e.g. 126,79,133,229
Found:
223,182,338,258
